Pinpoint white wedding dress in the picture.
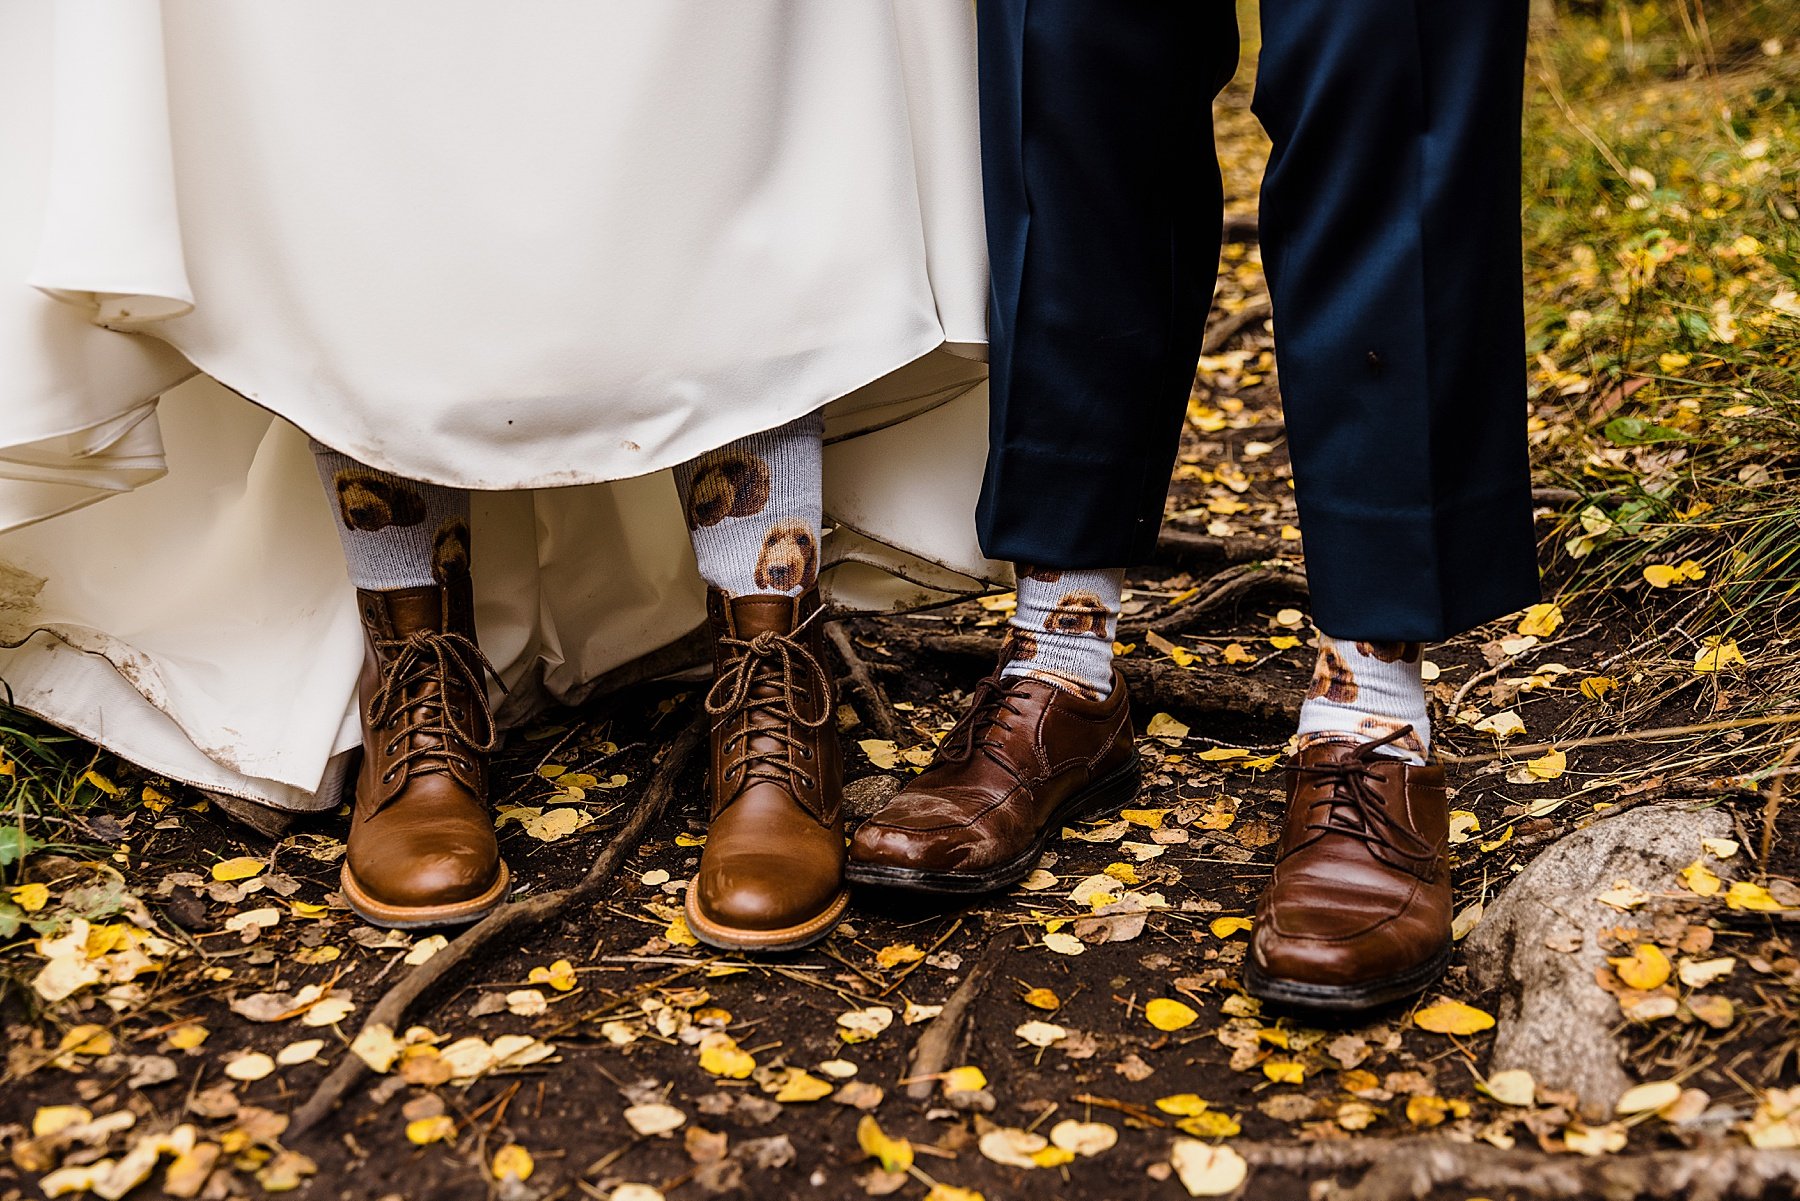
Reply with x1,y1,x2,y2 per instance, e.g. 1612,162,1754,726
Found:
0,0,997,811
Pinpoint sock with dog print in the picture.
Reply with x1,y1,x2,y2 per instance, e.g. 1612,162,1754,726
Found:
999,566,1125,700
311,441,472,591
1294,635,1431,764
675,410,824,598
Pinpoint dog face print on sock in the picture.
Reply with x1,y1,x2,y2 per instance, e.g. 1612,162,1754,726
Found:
1002,628,1040,663
335,469,429,532
1305,642,1360,704
1044,590,1111,638
431,518,471,584
1355,641,1421,664
686,449,772,528
1018,564,1062,585
1353,715,1428,760
754,519,818,592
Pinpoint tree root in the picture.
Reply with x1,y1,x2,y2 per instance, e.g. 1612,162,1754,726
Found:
289,709,708,1137
1140,561,1310,637
826,622,906,743
902,925,1012,1100
1201,294,1273,355
1235,1137,1800,1201
903,632,1297,723
1153,528,1290,568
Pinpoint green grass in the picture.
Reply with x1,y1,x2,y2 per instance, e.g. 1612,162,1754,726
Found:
1522,2,1800,650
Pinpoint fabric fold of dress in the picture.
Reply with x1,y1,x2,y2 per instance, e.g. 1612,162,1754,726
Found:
0,0,999,811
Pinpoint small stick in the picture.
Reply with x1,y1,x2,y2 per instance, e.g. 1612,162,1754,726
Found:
903,927,1011,1100
826,622,905,742
1200,295,1273,355
1440,710,1800,765
289,710,706,1136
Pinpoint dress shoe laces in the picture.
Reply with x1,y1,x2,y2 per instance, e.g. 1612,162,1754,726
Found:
369,629,502,793
1286,726,1433,865
705,608,832,805
934,670,1032,774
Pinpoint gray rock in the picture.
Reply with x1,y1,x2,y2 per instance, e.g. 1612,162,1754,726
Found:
1463,802,1731,1120
844,774,903,818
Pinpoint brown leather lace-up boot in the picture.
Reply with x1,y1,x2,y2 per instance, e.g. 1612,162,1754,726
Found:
1244,727,1452,1012
846,661,1139,895
340,581,508,929
685,589,846,951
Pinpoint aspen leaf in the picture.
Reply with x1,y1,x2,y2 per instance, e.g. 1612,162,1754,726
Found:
1693,638,1747,673
1263,1060,1305,1084
1616,1080,1682,1115
1021,987,1060,1010
623,1104,686,1136
1175,1111,1241,1138
1727,880,1786,911
1049,1119,1117,1156
1643,560,1705,588
1020,869,1059,890
211,857,265,883
490,1145,533,1182
774,1071,833,1103
942,1065,987,1093
1145,998,1199,1031
978,1128,1049,1169
1014,1020,1067,1047
1209,916,1252,938
1473,710,1525,739
1145,713,1189,743
1516,603,1563,637
1679,860,1723,896
856,1116,912,1173
1042,931,1085,955
10,883,48,912
1526,748,1567,780
528,959,577,991
1480,1069,1536,1107
874,943,925,969
836,1006,894,1044
1413,999,1495,1035
1677,956,1735,988
404,935,448,966
224,1052,275,1081
1609,944,1671,991
1155,1094,1210,1116
1580,675,1618,700
1565,1123,1628,1155
858,739,901,770
1596,880,1650,911
697,1033,755,1078
1170,1141,1248,1197
665,914,699,947
1702,837,1740,859
406,1116,455,1145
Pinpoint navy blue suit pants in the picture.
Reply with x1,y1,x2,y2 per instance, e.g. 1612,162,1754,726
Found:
975,0,1541,641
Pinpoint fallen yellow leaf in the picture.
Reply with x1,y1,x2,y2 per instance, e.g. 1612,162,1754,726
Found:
490,1144,533,1182
856,1115,913,1173
1145,998,1199,1032
211,857,265,883
1413,999,1496,1036
1516,603,1564,638
1609,944,1671,991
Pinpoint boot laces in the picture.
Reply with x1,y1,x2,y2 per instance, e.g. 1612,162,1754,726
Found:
704,607,831,797
1287,726,1434,863
368,629,502,790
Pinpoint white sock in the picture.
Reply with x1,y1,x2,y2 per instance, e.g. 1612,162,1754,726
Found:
1000,566,1124,701
1295,635,1430,764
311,442,471,591
674,411,824,597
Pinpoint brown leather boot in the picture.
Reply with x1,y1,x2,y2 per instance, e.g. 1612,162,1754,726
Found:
339,581,508,929
684,589,847,951
1244,728,1452,1012
846,664,1139,895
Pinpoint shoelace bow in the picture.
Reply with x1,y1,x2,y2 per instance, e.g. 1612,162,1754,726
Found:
368,629,502,792
1287,725,1434,863
934,670,1033,773
704,608,831,799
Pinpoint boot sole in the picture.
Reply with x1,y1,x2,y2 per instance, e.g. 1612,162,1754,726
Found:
684,886,850,953
340,861,511,930
1243,942,1454,1015
844,754,1143,897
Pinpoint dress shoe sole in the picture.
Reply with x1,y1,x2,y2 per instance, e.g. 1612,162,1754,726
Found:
683,886,850,953
339,861,511,930
1243,942,1453,1014
844,754,1143,896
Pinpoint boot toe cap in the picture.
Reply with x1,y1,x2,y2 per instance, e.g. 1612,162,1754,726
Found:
348,837,501,910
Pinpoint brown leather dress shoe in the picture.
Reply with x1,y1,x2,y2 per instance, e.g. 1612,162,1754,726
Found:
846,666,1139,895
1244,728,1452,1012
340,582,509,929
684,589,848,952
